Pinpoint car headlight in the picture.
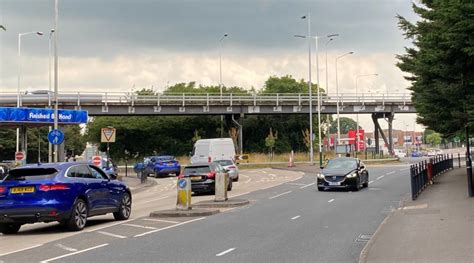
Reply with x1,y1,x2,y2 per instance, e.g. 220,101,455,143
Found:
317,173,325,179
347,172,358,178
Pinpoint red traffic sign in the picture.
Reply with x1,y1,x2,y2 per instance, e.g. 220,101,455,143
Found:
92,156,102,166
15,151,25,161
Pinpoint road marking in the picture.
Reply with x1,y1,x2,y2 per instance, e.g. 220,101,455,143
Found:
245,177,252,183
134,217,206,238
216,248,236,257
86,219,131,233
286,182,307,186
261,170,268,174
291,215,301,220
230,191,250,198
39,243,109,263
269,173,276,177
300,182,316,189
97,231,127,239
0,244,43,257
142,218,180,224
386,171,395,175
376,175,384,180
55,244,78,252
328,199,335,203
368,180,374,184
269,191,292,199
140,195,171,205
122,223,157,230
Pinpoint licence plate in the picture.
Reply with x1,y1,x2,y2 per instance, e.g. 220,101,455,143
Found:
329,182,340,186
167,163,174,166
191,176,202,181
10,187,35,194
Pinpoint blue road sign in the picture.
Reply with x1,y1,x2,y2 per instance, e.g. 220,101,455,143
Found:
178,179,187,189
48,129,65,145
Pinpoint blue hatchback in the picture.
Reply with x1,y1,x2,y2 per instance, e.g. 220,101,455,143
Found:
135,156,181,178
0,162,132,234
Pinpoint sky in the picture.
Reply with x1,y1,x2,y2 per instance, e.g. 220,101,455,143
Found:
0,0,422,132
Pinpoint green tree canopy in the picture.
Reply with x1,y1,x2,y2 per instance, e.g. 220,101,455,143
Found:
397,1,474,136
329,117,361,134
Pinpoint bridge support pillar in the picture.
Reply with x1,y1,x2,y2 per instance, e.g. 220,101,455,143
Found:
373,117,380,154
231,115,243,155
371,113,394,156
387,113,394,156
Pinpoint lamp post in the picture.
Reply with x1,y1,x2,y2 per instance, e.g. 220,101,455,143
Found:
48,29,55,163
16,31,44,157
324,34,338,149
335,51,354,146
53,0,59,162
355,73,378,154
218,33,228,138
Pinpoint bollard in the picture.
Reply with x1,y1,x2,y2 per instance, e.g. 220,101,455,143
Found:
215,171,229,202
176,177,192,210
140,168,147,184
458,153,461,168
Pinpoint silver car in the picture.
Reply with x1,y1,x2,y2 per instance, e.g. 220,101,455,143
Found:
216,160,239,182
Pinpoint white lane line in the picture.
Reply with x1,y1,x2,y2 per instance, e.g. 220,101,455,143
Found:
286,182,307,186
291,215,301,220
268,191,292,200
122,223,157,230
216,248,236,257
369,180,374,184
55,244,78,252
86,219,131,233
376,175,384,180
0,244,43,257
140,195,170,205
97,231,127,239
142,218,180,224
386,171,395,175
328,199,335,203
245,177,252,183
39,243,109,263
261,170,268,174
300,182,316,189
134,217,206,238
230,191,250,198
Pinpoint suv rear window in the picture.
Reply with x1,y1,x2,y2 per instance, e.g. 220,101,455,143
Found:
183,166,210,175
4,168,58,181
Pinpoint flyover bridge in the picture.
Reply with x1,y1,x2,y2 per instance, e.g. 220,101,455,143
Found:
0,92,415,155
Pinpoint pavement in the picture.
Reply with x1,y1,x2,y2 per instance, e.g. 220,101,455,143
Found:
360,168,474,263
118,174,157,193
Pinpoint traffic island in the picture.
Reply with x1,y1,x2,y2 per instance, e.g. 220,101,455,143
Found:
192,198,250,208
149,208,220,218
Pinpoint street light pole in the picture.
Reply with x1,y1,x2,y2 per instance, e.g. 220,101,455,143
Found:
312,36,323,166
355,73,378,155
324,33,338,151
301,14,313,165
53,0,59,162
335,51,354,146
48,29,55,163
16,31,43,157
218,33,228,138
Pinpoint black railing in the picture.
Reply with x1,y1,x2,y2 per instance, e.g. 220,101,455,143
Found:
410,154,453,200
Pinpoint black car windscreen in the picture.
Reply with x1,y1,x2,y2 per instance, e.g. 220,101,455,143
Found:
4,168,58,181
183,166,210,175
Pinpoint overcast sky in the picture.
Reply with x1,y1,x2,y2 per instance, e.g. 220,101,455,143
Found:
0,0,421,132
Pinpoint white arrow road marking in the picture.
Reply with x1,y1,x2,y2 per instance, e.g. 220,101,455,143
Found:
0,244,43,257
328,199,335,203
54,244,78,252
39,243,109,263
216,248,236,257
291,215,301,220
97,231,127,239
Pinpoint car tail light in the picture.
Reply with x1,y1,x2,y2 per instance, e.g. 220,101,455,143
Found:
207,171,216,179
208,156,212,163
38,184,70,192
0,186,6,194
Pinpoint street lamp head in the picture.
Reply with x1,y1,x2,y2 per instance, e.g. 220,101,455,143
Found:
51,29,55,33
327,33,339,38
36,31,44,36
294,34,306,38
301,15,307,19
349,51,354,54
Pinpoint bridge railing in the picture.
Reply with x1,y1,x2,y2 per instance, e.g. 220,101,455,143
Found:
0,92,412,107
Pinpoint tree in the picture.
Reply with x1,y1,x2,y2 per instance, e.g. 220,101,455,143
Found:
265,128,277,159
396,1,474,136
329,117,361,134
426,132,442,146
192,129,201,143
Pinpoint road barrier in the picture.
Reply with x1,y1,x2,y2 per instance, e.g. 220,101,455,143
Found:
410,154,453,200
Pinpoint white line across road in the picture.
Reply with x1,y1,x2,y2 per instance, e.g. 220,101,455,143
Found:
134,217,206,238
269,191,292,200
328,199,335,203
369,180,374,184
55,244,78,252
39,243,109,263
142,218,180,224
386,171,396,175
300,182,316,189
291,215,301,220
376,175,384,180
216,248,236,257
0,244,43,257
122,223,158,230
139,195,170,205
286,182,307,186
97,231,127,239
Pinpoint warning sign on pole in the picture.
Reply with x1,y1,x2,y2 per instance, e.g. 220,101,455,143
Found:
101,127,116,143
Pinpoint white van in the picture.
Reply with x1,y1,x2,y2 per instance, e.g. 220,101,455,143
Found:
191,138,236,164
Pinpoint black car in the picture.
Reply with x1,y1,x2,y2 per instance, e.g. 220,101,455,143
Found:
317,157,369,191
180,162,232,194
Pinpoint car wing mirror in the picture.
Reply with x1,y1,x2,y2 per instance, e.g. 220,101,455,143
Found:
319,166,324,169
360,165,365,169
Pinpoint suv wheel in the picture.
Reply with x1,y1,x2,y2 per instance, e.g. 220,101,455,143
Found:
66,199,88,231
0,223,21,234
114,192,132,220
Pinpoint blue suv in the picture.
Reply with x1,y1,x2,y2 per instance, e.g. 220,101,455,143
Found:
134,156,181,178
0,162,132,234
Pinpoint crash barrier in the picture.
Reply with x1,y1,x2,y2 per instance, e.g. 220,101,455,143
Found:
410,154,453,200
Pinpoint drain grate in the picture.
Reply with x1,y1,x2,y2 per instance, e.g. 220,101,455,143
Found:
356,233,372,242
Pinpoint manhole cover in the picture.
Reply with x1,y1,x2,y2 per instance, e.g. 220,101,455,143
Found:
356,233,372,242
